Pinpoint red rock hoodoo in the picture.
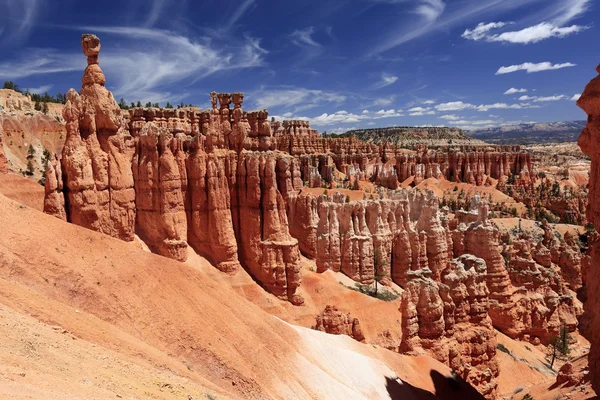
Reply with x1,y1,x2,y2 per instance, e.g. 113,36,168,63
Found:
41,35,589,400
312,305,365,342
43,34,303,305
0,123,7,173
577,64,600,393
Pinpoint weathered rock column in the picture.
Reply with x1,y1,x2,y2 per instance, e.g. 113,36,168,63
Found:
576,64,600,393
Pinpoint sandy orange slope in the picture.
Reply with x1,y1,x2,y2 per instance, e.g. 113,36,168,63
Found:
0,192,480,399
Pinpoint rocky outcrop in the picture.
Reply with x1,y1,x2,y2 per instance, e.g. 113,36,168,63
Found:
134,123,188,261
43,34,303,304
400,255,498,399
312,305,365,342
43,154,66,219
555,362,586,387
577,64,600,393
395,149,533,186
47,34,137,241
0,123,7,173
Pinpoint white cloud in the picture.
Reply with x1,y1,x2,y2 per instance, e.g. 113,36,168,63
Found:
496,62,576,75
27,84,53,94
0,49,83,80
435,101,475,111
0,0,39,42
453,119,497,125
224,0,256,31
369,0,552,55
435,100,539,112
422,100,436,105
310,111,367,125
373,73,398,89
490,23,587,44
373,109,404,118
475,102,538,111
283,107,405,128
570,93,581,101
415,0,445,22
462,21,511,40
439,114,460,120
43,26,269,103
504,88,527,95
408,106,436,116
550,0,592,26
252,88,346,112
290,26,321,47
463,21,587,44
518,94,566,102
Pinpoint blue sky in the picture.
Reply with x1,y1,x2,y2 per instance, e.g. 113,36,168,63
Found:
0,0,597,133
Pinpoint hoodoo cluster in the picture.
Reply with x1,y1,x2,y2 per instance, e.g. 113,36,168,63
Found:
40,34,593,399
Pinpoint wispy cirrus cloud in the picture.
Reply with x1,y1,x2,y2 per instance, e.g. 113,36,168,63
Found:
0,49,82,80
0,0,40,42
27,84,53,94
0,26,267,104
462,22,512,40
368,0,544,56
373,72,398,89
290,26,321,47
462,0,591,44
570,94,581,101
250,87,346,113
496,61,576,75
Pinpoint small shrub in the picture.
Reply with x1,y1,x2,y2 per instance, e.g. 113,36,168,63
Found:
497,343,511,355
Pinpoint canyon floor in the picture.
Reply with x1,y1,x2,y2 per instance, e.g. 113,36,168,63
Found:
0,172,595,400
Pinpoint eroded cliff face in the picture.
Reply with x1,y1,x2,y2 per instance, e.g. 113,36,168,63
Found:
55,35,137,241
0,123,7,173
577,64,600,393
42,34,589,399
400,255,498,399
43,34,303,305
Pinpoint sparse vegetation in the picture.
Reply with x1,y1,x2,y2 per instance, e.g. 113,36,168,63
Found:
344,282,400,302
547,324,571,369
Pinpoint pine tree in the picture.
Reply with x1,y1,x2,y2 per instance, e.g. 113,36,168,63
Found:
27,144,35,158
41,149,51,172
34,101,42,111
548,324,572,368
42,102,49,114
26,160,34,176
137,101,142,107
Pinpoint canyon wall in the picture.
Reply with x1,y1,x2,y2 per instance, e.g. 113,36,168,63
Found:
577,64,600,393
41,34,589,399
43,34,303,304
0,123,7,173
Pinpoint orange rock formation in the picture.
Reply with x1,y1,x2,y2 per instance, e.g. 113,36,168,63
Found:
577,64,600,393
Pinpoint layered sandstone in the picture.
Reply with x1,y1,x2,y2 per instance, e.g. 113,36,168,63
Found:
312,305,365,342
52,35,137,240
43,34,303,304
400,255,498,399
576,64,600,393
0,123,7,173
